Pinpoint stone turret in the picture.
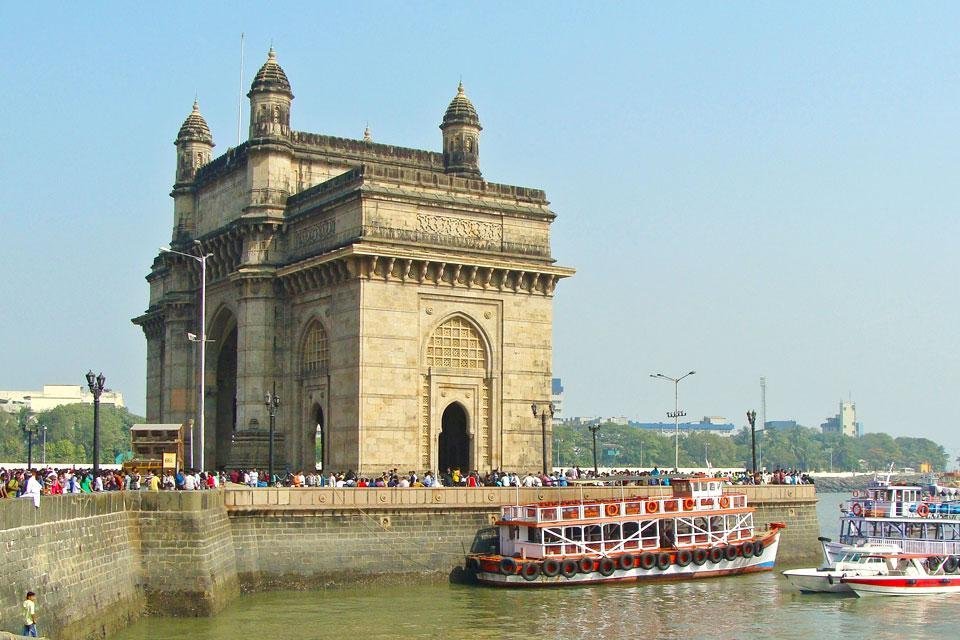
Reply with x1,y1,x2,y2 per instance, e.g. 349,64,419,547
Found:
175,100,214,184
440,82,482,178
248,47,293,140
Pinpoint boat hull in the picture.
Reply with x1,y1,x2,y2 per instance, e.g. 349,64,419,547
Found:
843,575,960,597
472,532,780,587
781,568,854,594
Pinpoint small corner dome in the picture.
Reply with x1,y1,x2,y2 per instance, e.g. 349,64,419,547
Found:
176,100,214,145
249,47,292,96
441,82,481,130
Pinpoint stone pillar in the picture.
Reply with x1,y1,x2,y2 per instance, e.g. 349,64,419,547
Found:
162,303,195,427
143,319,165,423
235,275,277,432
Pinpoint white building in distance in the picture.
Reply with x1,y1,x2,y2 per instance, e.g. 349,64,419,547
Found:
0,384,125,414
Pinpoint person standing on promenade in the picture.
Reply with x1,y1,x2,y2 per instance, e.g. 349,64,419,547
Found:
22,590,38,637
23,469,42,509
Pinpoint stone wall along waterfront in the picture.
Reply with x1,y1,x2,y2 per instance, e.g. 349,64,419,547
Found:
0,485,817,639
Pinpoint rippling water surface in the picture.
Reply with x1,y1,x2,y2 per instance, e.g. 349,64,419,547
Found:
114,493,956,640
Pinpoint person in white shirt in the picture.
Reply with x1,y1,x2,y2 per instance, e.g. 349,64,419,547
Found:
184,473,196,491
23,470,42,509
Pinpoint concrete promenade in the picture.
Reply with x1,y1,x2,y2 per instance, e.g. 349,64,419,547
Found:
0,485,818,640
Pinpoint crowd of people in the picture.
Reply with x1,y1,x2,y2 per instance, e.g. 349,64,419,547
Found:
0,464,813,505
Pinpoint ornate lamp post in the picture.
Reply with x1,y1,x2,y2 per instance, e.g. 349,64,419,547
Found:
160,243,212,471
531,402,555,474
651,370,696,471
85,370,106,475
747,410,758,480
23,417,40,470
265,385,280,485
588,423,601,475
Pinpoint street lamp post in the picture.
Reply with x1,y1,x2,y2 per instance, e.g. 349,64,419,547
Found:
41,425,47,466
588,423,601,475
161,243,212,471
23,418,39,470
85,370,106,475
650,371,696,471
265,385,280,485
531,402,555,474
747,410,758,480
826,447,834,473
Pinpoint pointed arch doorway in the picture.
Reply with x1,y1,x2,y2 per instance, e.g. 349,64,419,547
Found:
439,402,470,474
313,403,325,471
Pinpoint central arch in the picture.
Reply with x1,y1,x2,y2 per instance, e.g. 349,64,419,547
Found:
208,306,238,470
439,402,469,473
313,403,325,471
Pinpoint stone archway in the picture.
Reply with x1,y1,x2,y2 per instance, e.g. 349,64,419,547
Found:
208,308,238,469
439,402,470,474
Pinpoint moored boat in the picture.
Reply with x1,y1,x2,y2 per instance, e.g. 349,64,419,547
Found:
782,542,901,593
465,477,784,586
842,554,960,596
826,471,960,563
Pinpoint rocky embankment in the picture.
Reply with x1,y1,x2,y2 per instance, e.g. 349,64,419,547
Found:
812,474,927,494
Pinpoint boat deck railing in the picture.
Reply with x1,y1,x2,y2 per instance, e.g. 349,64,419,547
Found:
502,493,749,524
846,498,960,520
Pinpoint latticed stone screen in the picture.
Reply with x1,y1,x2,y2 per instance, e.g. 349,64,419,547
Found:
302,322,329,375
426,317,486,369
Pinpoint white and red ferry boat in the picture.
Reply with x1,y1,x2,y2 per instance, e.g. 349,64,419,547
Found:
841,554,960,597
466,477,785,586
826,471,960,563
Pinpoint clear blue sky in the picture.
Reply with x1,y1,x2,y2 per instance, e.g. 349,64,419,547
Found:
2,3,958,460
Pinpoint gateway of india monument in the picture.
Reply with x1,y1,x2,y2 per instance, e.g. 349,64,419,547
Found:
133,49,574,475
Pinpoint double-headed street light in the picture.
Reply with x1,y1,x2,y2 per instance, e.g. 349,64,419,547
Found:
588,423,601,475
160,242,213,471
650,370,696,471
747,410,758,479
531,402,555,474
265,385,280,485
85,370,106,474
23,417,40,470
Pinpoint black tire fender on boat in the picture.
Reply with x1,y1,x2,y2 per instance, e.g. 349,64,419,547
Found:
578,557,595,574
640,552,657,570
827,574,835,585
675,549,693,567
692,548,708,566
465,557,479,571
724,545,738,561
618,553,635,571
753,540,765,557
542,558,560,577
945,556,960,573
560,559,578,578
521,562,541,581
500,557,518,575
739,542,753,558
709,547,724,564
657,552,672,571
598,557,616,576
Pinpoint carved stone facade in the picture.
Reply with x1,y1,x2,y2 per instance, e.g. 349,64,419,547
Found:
133,50,574,474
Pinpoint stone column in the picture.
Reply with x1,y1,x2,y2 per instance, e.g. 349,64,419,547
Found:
162,302,196,428
234,274,277,433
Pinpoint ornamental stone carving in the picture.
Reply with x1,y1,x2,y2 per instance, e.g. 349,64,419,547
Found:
417,214,501,243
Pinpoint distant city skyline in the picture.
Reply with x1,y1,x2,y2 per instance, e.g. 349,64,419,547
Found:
2,4,958,463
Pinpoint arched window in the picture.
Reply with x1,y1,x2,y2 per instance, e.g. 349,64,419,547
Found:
302,321,329,376
426,316,486,369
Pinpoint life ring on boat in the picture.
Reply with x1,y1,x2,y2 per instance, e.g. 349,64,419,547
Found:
683,498,695,511
646,500,659,513
618,553,635,570
640,552,657,570
542,558,561,577
499,557,518,575
521,562,541,581
917,504,930,517
578,557,595,574
560,559,579,578
598,558,616,576
657,552,672,571
851,502,863,517
852,490,860,498
723,546,738,561
675,549,693,567
605,503,620,517
719,496,730,509
692,548,709,566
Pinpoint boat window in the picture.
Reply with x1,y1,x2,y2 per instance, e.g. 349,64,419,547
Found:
509,526,519,540
603,524,621,542
566,526,583,541
527,527,540,543
623,522,639,538
544,529,561,544
586,525,602,542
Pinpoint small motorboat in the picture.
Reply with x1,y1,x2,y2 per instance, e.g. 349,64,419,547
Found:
842,554,960,596
782,541,902,593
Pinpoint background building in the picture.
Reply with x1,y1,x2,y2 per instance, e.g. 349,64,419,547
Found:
551,378,564,419
0,384,125,414
820,401,862,437
133,50,574,473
